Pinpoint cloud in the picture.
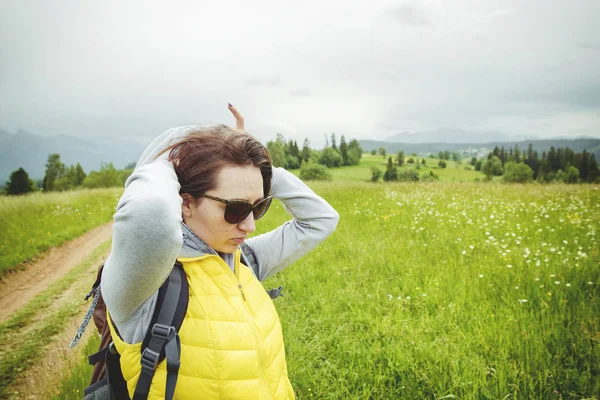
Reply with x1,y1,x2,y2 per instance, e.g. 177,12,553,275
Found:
483,7,517,24
576,41,600,50
289,89,310,97
385,1,431,26
244,77,280,88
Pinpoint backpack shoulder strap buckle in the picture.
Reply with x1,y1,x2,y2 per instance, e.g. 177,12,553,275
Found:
140,348,160,372
151,323,176,340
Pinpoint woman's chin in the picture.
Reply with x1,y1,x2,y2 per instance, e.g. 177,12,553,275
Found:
215,242,239,254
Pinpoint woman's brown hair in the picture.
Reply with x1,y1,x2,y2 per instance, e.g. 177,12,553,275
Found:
157,125,272,198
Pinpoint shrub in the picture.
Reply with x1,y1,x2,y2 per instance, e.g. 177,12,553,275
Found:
482,156,503,178
407,157,415,164
438,160,447,168
53,176,75,191
397,169,420,182
119,168,134,184
347,147,361,166
566,166,579,184
503,162,533,183
370,167,382,182
284,154,300,170
299,161,332,181
319,148,343,168
474,159,483,171
82,163,122,188
421,170,439,182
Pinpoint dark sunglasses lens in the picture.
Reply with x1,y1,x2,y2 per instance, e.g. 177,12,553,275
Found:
224,203,253,224
252,197,272,221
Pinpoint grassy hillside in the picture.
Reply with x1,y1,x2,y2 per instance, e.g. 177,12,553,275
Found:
291,154,486,183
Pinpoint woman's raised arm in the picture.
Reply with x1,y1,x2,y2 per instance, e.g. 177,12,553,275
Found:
246,167,339,281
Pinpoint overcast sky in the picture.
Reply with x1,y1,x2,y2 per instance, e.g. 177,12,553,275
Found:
1,0,599,147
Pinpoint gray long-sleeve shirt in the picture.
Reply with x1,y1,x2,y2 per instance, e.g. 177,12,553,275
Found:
101,126,339,344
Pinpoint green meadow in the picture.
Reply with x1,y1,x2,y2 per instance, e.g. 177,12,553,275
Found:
2,157,598,399
261,180,599,399
0,188,121,277
296,154,487,182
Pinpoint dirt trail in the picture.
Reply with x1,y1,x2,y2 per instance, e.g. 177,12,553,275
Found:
0,222,113,322
9,271,100,400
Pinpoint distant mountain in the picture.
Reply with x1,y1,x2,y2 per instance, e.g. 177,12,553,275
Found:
385,129,539,144
0,129,12,144
0,129,147,182
359,138,600,160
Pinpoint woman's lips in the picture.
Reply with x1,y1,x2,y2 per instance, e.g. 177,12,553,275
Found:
232,237,246,244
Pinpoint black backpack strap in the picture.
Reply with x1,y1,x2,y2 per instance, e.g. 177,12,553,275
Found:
240,242,260,279
133,262,188,400
267,286,284,299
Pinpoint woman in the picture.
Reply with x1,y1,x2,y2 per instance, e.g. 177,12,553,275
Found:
101,105,339,399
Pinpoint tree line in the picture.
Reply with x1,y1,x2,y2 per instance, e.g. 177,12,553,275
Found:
3,153,135,195
4,133,363,193
266,133,363,180
474,144,599,183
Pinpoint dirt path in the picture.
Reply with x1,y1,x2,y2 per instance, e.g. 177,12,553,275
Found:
10,269,101,400
0,222,113,322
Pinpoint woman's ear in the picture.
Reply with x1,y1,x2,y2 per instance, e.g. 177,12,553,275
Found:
181,194,194,218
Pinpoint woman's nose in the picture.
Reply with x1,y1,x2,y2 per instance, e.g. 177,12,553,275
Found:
238,212,256,233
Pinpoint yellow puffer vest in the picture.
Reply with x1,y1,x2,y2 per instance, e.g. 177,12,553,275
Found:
107,250,295,399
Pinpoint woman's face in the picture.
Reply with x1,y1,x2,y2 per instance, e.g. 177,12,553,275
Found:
182,165,264,254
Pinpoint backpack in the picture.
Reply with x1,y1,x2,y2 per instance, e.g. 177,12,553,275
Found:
70,243,282,400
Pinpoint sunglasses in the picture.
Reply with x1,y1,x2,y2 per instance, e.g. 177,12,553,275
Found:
199,193,273,224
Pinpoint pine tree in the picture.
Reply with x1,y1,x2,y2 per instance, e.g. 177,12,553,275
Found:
75,163,86,185
589,155,598,182
493,146,501,159
397,150,405,166
6,167,33,195
383,157,397,181
339,135,349,165
301,138,311,162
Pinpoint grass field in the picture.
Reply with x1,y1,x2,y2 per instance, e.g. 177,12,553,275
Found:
2,156,599,399
259,181,599,399
0,188,121,277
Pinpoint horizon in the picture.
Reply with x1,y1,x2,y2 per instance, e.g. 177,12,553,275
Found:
2,126,600,146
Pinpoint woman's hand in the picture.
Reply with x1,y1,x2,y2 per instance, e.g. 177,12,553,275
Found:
228,103,245,132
